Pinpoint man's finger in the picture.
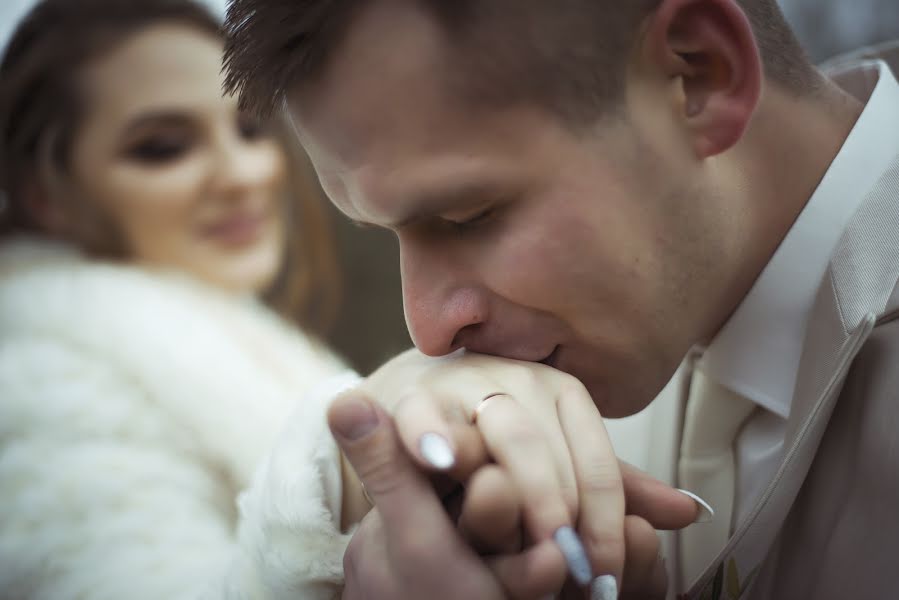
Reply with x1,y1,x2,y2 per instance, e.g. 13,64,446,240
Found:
458,465,523,554
621,515,667,599
489,539,568,600
447,421,490,481
327,391,453,540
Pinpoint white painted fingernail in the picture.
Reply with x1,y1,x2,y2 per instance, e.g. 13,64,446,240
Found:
676,489,715,523
553,526,592,586
419,433,455,470
591,574,618,600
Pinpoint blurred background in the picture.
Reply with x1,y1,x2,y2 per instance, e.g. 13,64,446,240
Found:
2,0,898,374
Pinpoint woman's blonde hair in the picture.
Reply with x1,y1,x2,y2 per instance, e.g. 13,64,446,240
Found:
0,0,340,335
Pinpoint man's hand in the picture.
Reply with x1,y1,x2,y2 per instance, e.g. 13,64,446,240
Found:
329,392,568,600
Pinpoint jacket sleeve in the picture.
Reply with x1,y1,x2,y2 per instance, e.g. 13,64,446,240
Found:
0,338,361,600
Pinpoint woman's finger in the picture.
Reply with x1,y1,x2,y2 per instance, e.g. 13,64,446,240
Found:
556,380,625,595
475,394,592,586
392,388,491,482
619,461,710,530
392,391,460,472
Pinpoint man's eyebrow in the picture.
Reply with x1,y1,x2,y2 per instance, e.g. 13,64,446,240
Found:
386,180,510,229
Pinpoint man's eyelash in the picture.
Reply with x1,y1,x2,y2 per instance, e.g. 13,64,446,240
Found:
449,207,495,230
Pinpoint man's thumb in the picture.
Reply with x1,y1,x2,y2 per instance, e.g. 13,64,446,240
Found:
328,391,382,443
328,391,437,525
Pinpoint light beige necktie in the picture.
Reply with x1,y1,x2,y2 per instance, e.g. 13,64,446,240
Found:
678,367,757,589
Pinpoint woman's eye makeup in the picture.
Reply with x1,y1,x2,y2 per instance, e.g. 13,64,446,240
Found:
237,113,267,141
124,131,191,164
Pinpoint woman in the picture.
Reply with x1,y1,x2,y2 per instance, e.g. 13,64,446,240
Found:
0,1,364,597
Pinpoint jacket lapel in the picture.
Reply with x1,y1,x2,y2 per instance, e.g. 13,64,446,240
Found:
682,153,899,599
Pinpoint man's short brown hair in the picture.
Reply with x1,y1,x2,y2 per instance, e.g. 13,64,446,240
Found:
223,0,817,122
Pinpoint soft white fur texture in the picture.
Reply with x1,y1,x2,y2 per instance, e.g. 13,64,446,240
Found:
0,237,358,599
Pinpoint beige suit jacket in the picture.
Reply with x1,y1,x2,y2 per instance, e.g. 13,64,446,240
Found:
607,42,899,600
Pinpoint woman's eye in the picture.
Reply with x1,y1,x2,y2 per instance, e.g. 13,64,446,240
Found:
237,114,266,141
126,136,189,163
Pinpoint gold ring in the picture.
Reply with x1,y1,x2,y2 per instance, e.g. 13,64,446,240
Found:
471,392,512,424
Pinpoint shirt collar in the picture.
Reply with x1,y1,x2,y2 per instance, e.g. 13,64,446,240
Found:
700,59,899,418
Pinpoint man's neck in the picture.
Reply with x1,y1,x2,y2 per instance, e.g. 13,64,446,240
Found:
712,77,865,335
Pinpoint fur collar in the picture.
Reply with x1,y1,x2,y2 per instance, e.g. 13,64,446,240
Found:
0,236,346,486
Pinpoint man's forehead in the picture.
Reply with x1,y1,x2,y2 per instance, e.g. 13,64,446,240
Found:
283,0,591,226
291,92,592,230
286,0,456,163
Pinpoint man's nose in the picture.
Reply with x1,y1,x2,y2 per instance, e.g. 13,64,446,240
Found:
400,246,487,357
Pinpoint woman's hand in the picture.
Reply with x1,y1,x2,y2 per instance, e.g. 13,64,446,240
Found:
457,461,671,599
354,348,703,594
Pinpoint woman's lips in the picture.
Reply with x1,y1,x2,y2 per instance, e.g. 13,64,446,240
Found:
200,212,267,247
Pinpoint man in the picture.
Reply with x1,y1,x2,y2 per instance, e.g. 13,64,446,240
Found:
223,0,899,598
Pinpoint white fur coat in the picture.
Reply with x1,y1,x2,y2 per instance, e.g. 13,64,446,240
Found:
0,237,359,599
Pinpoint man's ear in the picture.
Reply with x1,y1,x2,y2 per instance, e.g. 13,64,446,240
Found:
643,0,762,158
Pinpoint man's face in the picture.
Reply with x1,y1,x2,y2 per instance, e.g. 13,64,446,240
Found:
291,2,727,416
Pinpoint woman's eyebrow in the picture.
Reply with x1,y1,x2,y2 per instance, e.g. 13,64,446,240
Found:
121,110,194,136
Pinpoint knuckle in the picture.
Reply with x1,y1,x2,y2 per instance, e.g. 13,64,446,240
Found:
384,387,423,419
394,385,427,412
506,362,541,390
355,448,409,497
526,490,570,526
521,364,542,390
583,528,626,567
501,421,544,446
556,373,589,397
579,460,624,496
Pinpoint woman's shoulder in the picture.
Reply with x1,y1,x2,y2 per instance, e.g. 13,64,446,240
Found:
0,237,218,350
0,235,344,376
0,236,350,482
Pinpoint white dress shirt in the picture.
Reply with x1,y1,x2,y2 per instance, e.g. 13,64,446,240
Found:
700,59,899,527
